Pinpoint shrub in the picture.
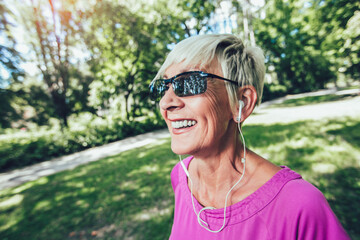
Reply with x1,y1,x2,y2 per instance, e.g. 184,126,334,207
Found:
0,114,166,172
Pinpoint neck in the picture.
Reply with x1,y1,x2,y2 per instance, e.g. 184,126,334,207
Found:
189,129,246,207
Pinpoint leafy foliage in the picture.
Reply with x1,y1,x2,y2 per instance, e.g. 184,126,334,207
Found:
315,0,360,80
11,0,95,127
0,1,24,84
254,0,336,98
84,0,161,121
0,1,25,128
253,0,359,101
84,0,216,121
0,113,165,172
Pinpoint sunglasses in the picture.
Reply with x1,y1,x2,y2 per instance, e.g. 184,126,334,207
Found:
149,71,238,101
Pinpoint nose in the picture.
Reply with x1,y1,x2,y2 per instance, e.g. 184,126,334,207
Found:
159,85,184,111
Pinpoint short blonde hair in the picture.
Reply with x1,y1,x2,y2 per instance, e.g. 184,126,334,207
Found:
154,34,265,109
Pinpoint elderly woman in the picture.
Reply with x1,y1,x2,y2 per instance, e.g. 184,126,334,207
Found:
149,34,349,239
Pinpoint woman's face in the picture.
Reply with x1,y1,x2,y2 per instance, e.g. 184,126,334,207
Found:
159,61,235,157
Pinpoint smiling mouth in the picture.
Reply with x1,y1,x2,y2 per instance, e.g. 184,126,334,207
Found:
171,120,197,129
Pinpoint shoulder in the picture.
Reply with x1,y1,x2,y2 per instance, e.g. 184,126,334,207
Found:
279,178,326,208
266,167,328,211
273,177,335,220
271,178,350,239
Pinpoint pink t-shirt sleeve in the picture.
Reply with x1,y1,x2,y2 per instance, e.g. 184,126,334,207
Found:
267,179,350,240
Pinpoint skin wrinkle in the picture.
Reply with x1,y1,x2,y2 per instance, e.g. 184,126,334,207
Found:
184,63,235,159
192,86,231,159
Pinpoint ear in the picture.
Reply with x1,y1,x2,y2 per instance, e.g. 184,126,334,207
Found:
233,85,258,123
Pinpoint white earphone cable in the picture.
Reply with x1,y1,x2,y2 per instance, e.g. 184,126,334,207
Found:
178,121,246,233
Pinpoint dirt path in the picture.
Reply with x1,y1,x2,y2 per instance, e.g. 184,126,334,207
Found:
247,95,360,125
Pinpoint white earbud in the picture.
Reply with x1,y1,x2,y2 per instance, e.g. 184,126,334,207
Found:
236,100,245,122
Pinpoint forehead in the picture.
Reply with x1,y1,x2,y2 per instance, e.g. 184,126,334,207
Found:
163,62,198,78
164,59,222,79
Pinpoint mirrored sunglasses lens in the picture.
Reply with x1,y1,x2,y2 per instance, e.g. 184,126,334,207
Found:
190,73,207,95
173,73,207,97
150,80,166,101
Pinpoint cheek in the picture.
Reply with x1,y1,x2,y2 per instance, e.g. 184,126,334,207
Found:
205,85,232,121
160,107,169,120
160,108,166,119
160,109,171,127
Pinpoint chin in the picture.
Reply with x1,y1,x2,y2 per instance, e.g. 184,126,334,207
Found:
170,141,192,155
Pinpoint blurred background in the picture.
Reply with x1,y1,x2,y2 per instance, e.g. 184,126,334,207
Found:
0,0,359,239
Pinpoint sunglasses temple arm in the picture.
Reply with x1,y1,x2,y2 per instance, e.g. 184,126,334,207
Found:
207,73,238,85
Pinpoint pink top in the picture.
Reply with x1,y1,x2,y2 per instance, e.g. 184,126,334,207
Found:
169,156,350,240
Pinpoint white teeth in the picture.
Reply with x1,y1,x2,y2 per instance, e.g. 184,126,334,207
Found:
171,120,197,129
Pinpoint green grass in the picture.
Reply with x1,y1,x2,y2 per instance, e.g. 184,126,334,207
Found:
270,93,358,108
0,139,178,240
0,116,359,239
245,116,360,239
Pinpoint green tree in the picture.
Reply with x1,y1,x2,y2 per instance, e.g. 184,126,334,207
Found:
0,0,24,84
84,0,217,121
84,0,160,121
315,0,360,81
178,0,216,36
12,0,93,127
0,0,25,128
341,10,360,80
253,0,336,99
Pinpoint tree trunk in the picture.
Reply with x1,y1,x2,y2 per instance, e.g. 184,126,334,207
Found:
249,24,256,46
242,6,249,42
30,0,70,128
124,93,130,121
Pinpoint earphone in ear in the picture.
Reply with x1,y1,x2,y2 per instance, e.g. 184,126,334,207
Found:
236,100,245,122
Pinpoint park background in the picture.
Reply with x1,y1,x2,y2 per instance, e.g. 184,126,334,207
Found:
0,0,359,239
